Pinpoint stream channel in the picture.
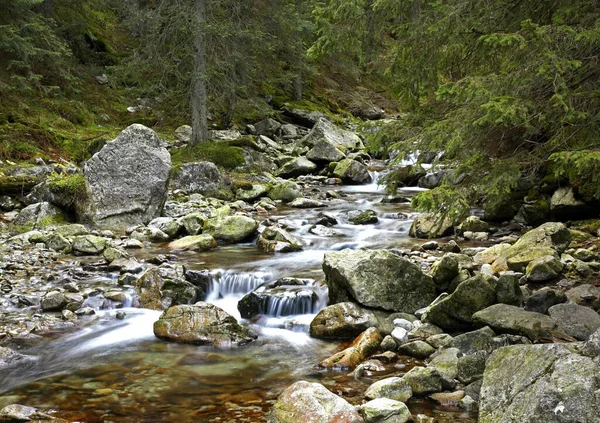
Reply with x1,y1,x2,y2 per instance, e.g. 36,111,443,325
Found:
0,176,477,423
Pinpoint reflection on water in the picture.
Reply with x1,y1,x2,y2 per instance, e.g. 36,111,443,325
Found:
0,181,476,422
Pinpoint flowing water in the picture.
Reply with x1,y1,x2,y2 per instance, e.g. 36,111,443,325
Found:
0,175,477,422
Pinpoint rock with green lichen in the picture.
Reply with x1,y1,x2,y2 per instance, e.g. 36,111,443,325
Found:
422,275,497,331
479,344,600,423
333,158,372,184
267,181,302,203
12,202,69,233
72,235,108,255
309,302,378,340
360,398,411,423
203,215,257,244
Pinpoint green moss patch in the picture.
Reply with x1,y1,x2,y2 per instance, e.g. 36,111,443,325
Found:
171,142,246,170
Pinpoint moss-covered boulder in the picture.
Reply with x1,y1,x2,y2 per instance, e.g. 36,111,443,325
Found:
422,275,497,331
333,159,372,184
268,380,364,423
430,254,460,291
302,117,364,152
72,235,108,255
257,226,303,253
348,209,378,225
457,216,490,235
203,215,258,243
479,344,600,423
365,378,413,402
323,249,436,313
12,202,69,233
525,255,564,282
267,181,302,203
153,302,256,347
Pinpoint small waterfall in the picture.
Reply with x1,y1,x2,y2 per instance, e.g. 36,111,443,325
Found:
264,290,318,317
206,270,273,300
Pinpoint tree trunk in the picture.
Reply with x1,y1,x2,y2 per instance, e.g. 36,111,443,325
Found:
191,0,208,144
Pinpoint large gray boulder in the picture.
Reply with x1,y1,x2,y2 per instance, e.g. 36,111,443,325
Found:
81,124,172,229
479,344,600,423
306,139,346,163
323,249,436,313
203,215,258,243
12,202,68,232
302,118,364,152
171,161,231,198
268,380,364,423
153,302,256,347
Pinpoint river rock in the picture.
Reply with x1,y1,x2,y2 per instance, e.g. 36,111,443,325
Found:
268,380,364,423
565,284,600,310
548,303,600,341
319,327,382,370
409,213,454,239
267,181,302,203
491,222,571,272
276,157,318,178
175,125,192,142
148,217,182,239
333,159,372,184
457,216,490,235
302,118,364,152
288,198,326,208
41,291,68,311
154,302,256,347
236,184,267,202
258,226,303,253
309,302,378,340
524,287,567,314
203,215,258,243
0,404,51,422
0,347,29,367
479,344,600,423
306,139,346,163
397,340,435,359
72,235,108,255
167,235,217,251
550,187,594,220
360,398,411,423
81,124,171,229
348,210,378,225
402,367,443,395
472,304,569,342
45,233,72,252
525,255,564,282
422,275,497,331
365,377,413,402
12,202,68,232
171,161,232,199
428,348,459,381
430,254,460,291
323,249,436,313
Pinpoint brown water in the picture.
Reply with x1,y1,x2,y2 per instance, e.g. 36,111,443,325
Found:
0,179,477,422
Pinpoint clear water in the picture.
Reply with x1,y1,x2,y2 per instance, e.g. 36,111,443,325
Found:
0,178,477,422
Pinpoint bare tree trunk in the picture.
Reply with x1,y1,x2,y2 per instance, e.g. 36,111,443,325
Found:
191,0,208,144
